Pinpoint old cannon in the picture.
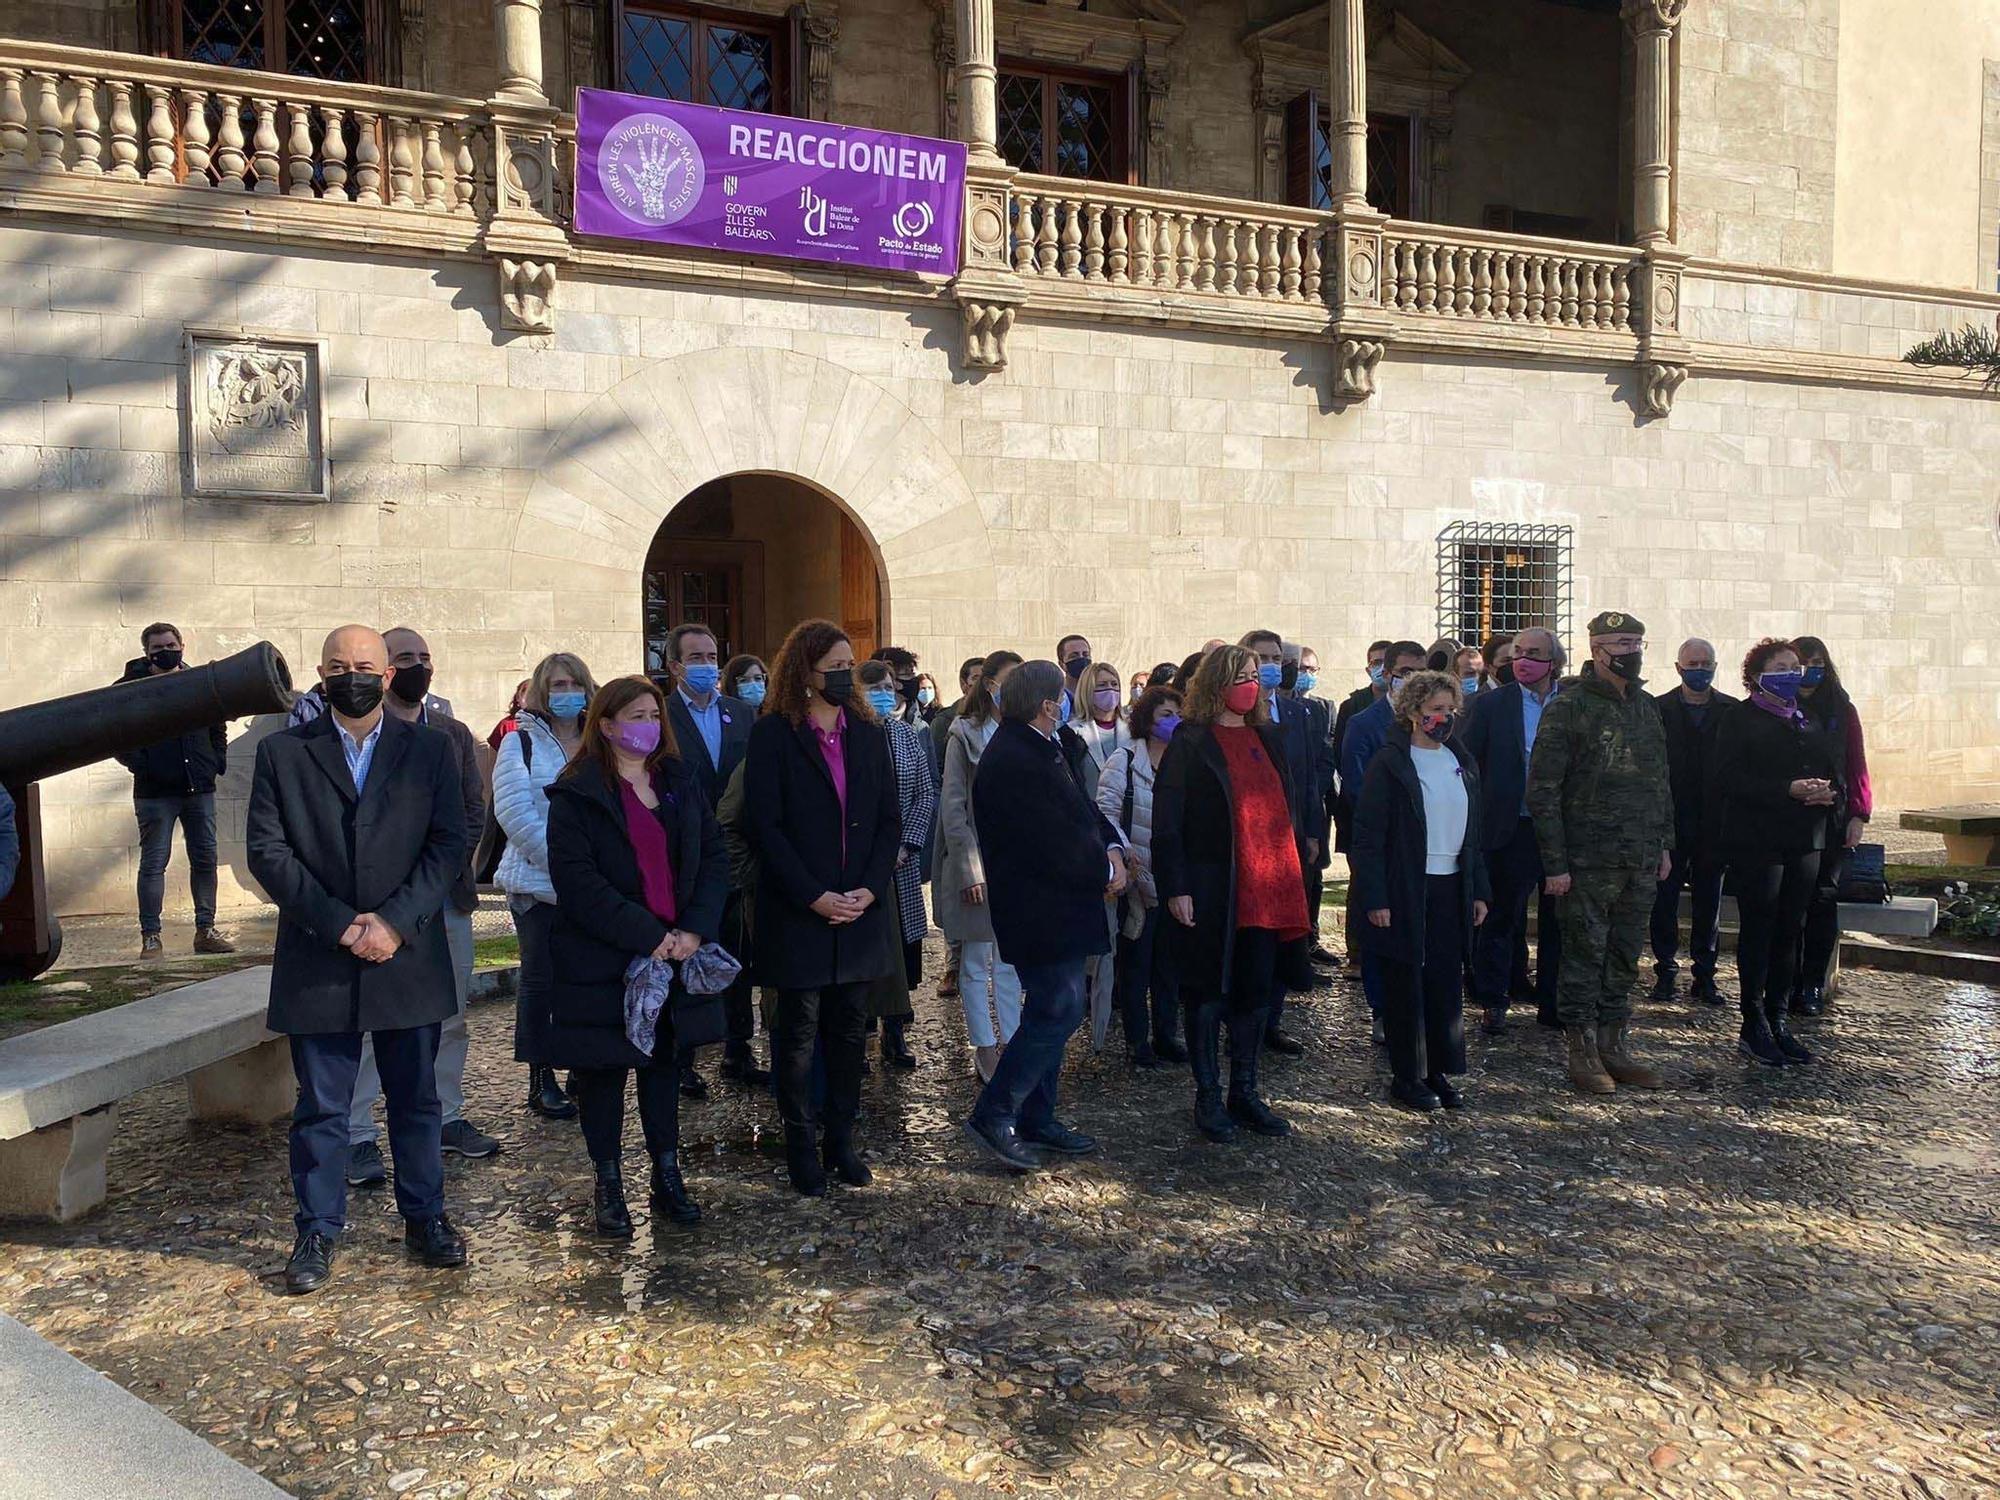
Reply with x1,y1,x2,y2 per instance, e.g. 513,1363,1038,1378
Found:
0,642,296,981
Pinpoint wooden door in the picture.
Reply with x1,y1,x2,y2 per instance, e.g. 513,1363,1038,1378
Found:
839,516,880,660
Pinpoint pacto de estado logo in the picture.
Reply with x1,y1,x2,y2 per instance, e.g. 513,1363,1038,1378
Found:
893,201,934,239
599,113,705,227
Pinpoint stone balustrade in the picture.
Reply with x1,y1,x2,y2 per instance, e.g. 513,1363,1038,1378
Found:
1381,221,1639,333
0,42,491,217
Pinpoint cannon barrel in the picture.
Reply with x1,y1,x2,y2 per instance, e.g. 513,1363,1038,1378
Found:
0,642,296,789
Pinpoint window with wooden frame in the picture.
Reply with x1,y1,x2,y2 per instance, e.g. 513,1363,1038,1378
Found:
616,0,788,114
149,0,395,81
1283,94,1415,219
995,61,1131,184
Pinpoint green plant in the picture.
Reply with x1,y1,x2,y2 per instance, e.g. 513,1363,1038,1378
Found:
1904,323,2000,388
1934,881,2000,940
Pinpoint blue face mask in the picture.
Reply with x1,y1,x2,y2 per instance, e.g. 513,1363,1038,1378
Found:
1802,666,1826,688
865,687,900,718
682,663,719,696
1680,667,1715,692
1295,672,1316,695
1758,671,1805,702
738,679,766,707
547,689,587,720
918,686,936,707
1257,662,1283,690
1461,676,1481,696
1367,664,1386,687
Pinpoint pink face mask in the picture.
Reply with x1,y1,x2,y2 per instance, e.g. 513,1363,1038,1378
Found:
1511,656,1553,686
609,719,662,756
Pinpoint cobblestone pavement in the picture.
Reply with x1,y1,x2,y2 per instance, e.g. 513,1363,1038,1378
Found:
1,957,1995,1499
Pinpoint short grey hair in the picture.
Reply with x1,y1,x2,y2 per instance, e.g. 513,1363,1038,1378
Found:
998,658,1064,722
1516,627,1566,669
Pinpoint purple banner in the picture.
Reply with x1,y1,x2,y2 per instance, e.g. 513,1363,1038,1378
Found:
574,89,966,277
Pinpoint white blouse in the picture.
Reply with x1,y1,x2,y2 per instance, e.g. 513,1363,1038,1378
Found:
1411,745,1468,875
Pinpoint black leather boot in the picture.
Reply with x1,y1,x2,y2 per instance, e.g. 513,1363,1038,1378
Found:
1189,1002,1235,1141
650,1151,701,1225
593,1160,632,1239
1767,1002,1815,1065
822,1129,873,1186
1226,1009,1292,1136
784,1124,827,1197
880,1016,917,1071
1738,1002,1787,1067
530,1066,578,1120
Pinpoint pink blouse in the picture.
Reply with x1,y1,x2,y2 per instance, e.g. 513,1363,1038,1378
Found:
618,778,677,924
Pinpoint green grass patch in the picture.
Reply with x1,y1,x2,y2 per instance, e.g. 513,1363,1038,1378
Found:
0,954,262,1039
473,933,520,969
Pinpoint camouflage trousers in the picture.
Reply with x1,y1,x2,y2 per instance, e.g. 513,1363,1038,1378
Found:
1554,865,1656,1027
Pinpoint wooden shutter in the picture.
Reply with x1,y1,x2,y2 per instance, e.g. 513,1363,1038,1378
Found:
1284,90,1319,208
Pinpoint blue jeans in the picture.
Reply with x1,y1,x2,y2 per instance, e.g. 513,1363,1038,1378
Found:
135,792,217,933
289,1024,443,1239
972,958,1087,1134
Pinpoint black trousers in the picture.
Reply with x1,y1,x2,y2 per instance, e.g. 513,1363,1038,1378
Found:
1798,844,1849,995
1650,847,1725,981
773,981,870,1134
570,1061,680,1162
1731,851,1821,1014
512,898,557,1064
1381,874,1468,1085
1473,817,1559,1011
1183,926,1282,1028
1116,902,1182,1052
903,938,924,991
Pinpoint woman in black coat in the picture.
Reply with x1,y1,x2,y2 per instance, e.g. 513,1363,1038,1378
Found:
1153,645,1311,1144
1708,639,1838,1068
1351,671,1490,1112
545,676,727,1237
743,619,901,1198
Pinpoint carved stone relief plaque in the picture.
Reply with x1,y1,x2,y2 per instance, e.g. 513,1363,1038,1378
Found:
183,330,329,502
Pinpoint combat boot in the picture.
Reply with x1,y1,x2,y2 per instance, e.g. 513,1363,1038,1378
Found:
1564,1026,1615,1095
1596,1022,1663,1089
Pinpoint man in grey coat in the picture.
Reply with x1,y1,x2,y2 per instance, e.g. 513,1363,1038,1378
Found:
247,625,469,1295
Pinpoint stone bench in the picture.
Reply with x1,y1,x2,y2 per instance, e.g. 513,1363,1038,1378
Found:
0,967,289,1222
0,1312,290,1498
1898,805,2000,866
1677,893,1938,995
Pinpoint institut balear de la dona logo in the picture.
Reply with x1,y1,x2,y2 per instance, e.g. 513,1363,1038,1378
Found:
599,114,707,227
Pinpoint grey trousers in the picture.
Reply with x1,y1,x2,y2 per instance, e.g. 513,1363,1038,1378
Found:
349,908,473,1144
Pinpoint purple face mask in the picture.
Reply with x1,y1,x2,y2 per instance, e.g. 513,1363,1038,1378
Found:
1091,687,1122,715
609,719,662,756
1150,713,1182,743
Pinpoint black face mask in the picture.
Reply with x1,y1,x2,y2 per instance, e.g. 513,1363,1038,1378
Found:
1494,662,1516,686
322,671,385,718
388,662,432,706
1605,650,1644,683
1063,654,1091,681
898,676,922,704
148,647,183,671
817,668,854,706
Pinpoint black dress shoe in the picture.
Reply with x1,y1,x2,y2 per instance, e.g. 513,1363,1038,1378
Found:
593,1163,633,1239
1226,1091,1292,1137
1310,945,1342,968
529,1066,578,1120
679,1064,709,1099
651,1152,703,1223
1479,1007,1507,1037
1769,1015,1815,1065
1129,1044,1163,1069
1020,1120,1096,1155
404,1214,468,1268
284,1232,336,1295
822,1134,874,1186
783,1126,827,1197
1791,986,1826,1017
1691,976,1723,1006
880,1018,918,1071
1153,1037,1189,1065
963,1116,1042,1172
1264,1027,1305,1057
721,1043,773,1086
1390,1078,1441,1112
1426,1075,1465,1110
1739,1013,1788,1068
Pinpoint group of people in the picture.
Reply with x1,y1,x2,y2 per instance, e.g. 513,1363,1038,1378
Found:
115,602,1865,1296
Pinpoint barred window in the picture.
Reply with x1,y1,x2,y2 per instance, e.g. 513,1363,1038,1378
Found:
153,0,387,81
617,0,786,114
996,63,1129,183
1436,521,1572,653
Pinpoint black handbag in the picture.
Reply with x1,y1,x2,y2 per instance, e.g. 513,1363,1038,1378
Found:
1835,842,1890,905
670,986,730,1050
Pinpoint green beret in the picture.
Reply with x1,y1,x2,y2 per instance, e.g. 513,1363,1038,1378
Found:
1586,610,1644,638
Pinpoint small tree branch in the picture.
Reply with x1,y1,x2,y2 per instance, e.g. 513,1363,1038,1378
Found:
1904,322,2000,389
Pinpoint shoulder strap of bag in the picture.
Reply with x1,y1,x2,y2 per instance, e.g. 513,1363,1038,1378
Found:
517,726,533,772
1120,746,1138,837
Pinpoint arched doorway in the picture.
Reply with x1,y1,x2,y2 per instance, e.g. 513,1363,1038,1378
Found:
642,472,885,672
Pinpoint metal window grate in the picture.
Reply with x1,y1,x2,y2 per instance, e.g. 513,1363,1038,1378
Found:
1436,521,1572,655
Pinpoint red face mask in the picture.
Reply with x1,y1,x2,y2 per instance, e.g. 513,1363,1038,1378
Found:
1224,681,1260,714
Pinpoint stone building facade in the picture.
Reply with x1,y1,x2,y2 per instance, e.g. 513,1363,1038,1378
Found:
0,0,1996,919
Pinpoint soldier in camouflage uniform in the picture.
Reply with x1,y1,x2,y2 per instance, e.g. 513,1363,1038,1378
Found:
1525,611,1675,1095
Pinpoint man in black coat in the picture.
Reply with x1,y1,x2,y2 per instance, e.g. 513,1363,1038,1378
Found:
246,625,469,1296
1330,639,1391,854
115,622,235,959
1650,637,1736,1003
1290,644,1341,968
964,660,1130,1172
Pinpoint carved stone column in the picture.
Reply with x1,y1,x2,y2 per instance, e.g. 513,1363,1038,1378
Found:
493,0,547,104
952,0,1000,162
949,158,1025,371
790,4,840,122
1327,0,1368,208
483,95,572,335
1633,244,1690,418
1624,0,1686,247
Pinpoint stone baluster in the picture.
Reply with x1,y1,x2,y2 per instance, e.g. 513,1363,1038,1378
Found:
1034,194,1057,273
1010,192,1035,273
1173,214,1195,289
284,102,315,196
1453,250,1473,315
1506,257,1527,320
250,97,280,192
1559,262,1580,326
1434,245,1455,313
1279,226,1301,300
1524,258,1544,322
1215,219,1238,295
143,84,176,183
1470,250,1491,318
105,80,139,181
1131,207,1152,285
1081,201,1104,279
0,70,27,168
454,125,476,212
1579,264,1600,328
351,110,382,204
320,106,349,200
33,73,66,172
1394,243,1416,310
1106,204,1128,283
181,90,212,186
388,117,416,207
1056,198,1080,276
71,77,103,176
1613,267,1632,329
1193,217,1215,291
421,119,448,210
1301,228,1321,304
213,94,246,185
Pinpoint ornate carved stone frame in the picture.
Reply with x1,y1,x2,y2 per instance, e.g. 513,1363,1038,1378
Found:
180,326,331,503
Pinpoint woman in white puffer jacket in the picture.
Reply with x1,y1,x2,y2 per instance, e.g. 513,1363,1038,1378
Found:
1095,683,1186,1068
494,652,596,1119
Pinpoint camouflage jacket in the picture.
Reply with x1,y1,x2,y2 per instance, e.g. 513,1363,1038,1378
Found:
1526,664,1674,875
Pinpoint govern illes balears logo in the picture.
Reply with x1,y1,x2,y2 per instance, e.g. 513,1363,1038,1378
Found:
598,113,706,227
